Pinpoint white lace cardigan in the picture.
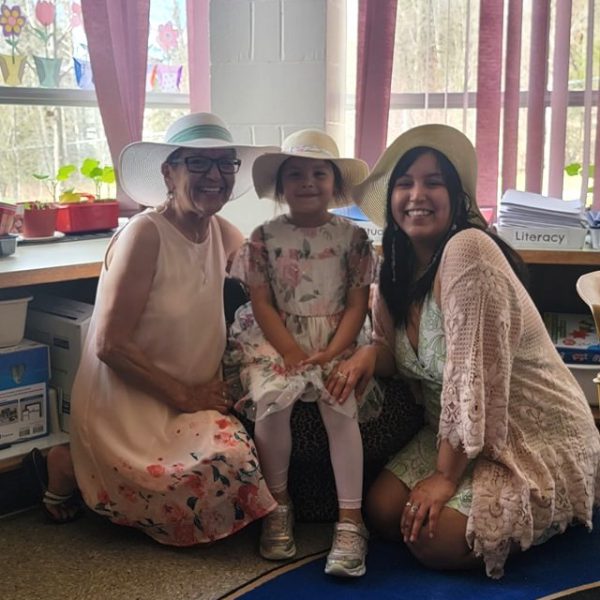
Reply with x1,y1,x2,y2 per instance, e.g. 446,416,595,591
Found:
372,228,600,578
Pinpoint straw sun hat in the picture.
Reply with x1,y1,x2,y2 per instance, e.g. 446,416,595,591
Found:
119,112,279,207
353,124,487,229
252,129,369,207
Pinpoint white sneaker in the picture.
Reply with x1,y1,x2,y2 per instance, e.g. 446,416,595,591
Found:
259,503,296,560
324,520,369,577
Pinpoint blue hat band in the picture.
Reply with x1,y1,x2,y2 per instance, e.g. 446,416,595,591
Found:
167,124,233,144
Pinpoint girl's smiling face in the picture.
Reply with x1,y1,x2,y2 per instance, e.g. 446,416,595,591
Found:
390,151,453,254
278,157,337,225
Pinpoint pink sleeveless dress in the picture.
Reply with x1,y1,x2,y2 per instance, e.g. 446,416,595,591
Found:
70,210,275,545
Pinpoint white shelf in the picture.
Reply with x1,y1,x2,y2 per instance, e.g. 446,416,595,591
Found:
0,432,69,472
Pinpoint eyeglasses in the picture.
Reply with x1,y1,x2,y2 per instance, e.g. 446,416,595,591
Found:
169,156,241,174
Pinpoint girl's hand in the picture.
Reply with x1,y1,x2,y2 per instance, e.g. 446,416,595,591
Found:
177,378,232,414
401,472,457,543
326,345,377,404
282,347,309,369
300,350,333,368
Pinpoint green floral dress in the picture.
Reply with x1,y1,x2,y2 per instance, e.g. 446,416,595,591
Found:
229,214,382,422
386,293,474,515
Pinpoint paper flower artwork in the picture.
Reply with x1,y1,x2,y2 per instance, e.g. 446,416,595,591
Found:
157,20,178,61
32,1,56,57
0,4,26,58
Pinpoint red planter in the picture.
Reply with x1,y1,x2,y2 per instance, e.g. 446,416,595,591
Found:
22,206,58,238
56,200,119,233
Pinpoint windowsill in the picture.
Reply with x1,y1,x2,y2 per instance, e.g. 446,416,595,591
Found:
0,237,111,289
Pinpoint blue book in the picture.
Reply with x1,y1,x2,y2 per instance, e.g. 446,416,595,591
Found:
544,312,600,364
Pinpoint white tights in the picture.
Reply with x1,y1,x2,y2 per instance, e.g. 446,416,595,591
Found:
254,402,363,510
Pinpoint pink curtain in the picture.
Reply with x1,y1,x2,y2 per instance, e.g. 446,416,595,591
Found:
475,0,504,210
525,0,551,193
548,1,572,198
81,0,150,214
186,0,211,112
501,0,523,194
354,0,398,168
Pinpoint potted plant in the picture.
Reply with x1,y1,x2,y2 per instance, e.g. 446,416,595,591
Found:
79,158,116,200
25,163,76,238
18,200,59,238
54,158,119,233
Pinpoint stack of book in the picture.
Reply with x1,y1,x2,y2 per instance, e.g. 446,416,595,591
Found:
544,312,600,364
497,190,586,249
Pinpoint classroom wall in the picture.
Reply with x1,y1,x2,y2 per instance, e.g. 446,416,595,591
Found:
210,0,346,234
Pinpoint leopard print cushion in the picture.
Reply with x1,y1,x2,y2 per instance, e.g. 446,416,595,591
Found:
237,377,423,522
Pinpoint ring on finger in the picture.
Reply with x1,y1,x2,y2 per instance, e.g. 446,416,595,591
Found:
410,504,419,514
336,372,348,380
405,501,412,508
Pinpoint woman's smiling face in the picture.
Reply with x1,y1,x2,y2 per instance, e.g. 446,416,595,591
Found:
163,147,236,217
390,151,453,253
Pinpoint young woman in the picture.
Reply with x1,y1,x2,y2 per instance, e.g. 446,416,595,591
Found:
330,124,600,578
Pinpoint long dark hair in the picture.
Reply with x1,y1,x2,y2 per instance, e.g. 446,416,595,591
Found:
379,147,528,327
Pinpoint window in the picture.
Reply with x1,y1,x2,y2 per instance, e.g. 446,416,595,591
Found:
346,0,600,205
0,0,189,203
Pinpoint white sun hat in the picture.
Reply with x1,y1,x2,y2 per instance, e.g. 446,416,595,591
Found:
251,129,369,207
119,112,279,207
353,124,487,229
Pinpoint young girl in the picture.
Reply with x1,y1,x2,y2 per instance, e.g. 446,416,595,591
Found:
229,130,381,578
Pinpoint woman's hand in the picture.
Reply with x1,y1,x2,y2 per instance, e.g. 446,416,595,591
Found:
177,377,233,414
325,345,377,404
401,472,458,543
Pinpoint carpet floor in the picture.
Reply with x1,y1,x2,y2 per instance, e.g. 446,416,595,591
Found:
228,516,600,600
3,506,599,600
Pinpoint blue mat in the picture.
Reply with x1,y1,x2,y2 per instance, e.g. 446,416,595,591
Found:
232,515,600,600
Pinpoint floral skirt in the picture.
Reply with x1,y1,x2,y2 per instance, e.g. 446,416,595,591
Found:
226,302,383,422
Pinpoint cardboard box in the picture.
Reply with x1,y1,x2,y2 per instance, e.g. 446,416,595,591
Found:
544,312,600,364
25,294,93,432
0,339,50,447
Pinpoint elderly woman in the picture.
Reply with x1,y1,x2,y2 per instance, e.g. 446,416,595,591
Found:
25,113,278,545
331,124,600,578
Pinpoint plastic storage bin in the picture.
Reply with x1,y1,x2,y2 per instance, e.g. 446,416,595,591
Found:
56,201,119,233
0,296,33,347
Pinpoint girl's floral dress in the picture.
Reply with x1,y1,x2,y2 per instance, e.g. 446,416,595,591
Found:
229,214,382,422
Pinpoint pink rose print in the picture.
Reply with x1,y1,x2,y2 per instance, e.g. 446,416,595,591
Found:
317,247,336,259
97,489,111,505
170,462,185,475
172,522,197,546
118,485,138,503
272,363,286,375
184,474,206,497
162,502,188,522
277,256,301,288
146,464,166,478
238,483,259,510
214,431,238,447
215,418,230,430
202,509,229,539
